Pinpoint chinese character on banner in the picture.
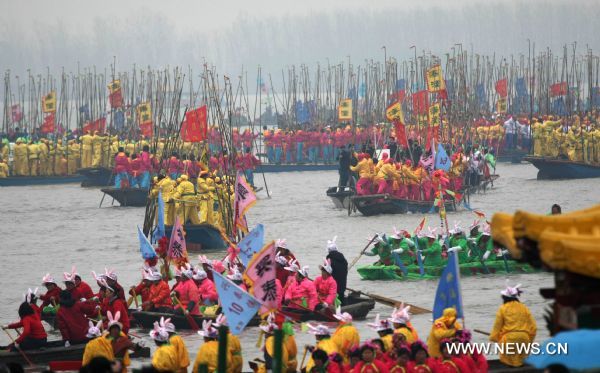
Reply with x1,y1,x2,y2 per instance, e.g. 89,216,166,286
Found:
167,217,188,266
237,224,265,267
213,270,261,335
428,103,441,126
386,101,405,124
181,105,208,142
426,65,446,93
496,98,507,113
393,120,408,148
338,99,352,121
549,82,567,97
83,117,107,134
412,90,429,115
234,171,257,231
243,241,277,315
42,91,56,113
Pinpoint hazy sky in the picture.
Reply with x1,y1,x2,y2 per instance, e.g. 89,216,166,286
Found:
1,0,599,76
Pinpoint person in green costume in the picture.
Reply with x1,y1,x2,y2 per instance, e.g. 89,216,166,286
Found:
448,223,471,264
468,223,496,262
389,227,416,267
364,234,393,265
421,228,444,267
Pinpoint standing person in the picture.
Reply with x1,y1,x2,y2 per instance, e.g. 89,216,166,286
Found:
325,236,348,305
242,147,261,188
113,147,130,188
489,282,537,367
2,302,47,351
337,145,351,189
331,309,360,363
138,145,152,189
426,308,462,358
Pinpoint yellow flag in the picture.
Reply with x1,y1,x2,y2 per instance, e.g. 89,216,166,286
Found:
426,65,446,93
338,99,352,121
386,101,404,123
137,102,152,125
417,114,428,128
108,80,122,94
496,98,507,113
428,103,441,126
42,91,56,113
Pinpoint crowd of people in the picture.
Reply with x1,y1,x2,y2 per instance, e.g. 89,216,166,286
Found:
1,226,539,373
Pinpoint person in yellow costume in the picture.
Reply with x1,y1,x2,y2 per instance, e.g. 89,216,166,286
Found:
151,316,191,373
350,153,372,195
426,307,462,358
367,314,395,352
390,303,418,344
211,177,225,229
109,136,119,167
91,131,103,167
67,140,81,175
0,157,9,178
192,320,231,373
173,174,201,224
305,323,338,372
214,314,242,373
150,318,182,373
37,140,49,176
80,130,94,168
82,320,115,367
26,140,39,176
282,322,298,372
197,172,215,225
13,138,28,176
152,174,176,226
331,308,360,363
54,139,67,175
256,315,290,373
531,118,544,156
0,139,9,165
489,282,537,367
101,134,111,167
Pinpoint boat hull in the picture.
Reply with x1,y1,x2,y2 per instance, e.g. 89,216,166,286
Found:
164,223,228,252
524,156,600,180
497,149,527,163
100,187,148,207
326,186,354,209
350,194,456,216
260,163,338,173
0,175,83,187
77,167,113,187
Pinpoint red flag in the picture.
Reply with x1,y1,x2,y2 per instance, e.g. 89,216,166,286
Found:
82,117,106,134
550,82,567,97
396,90,406,103
140,122,153,138
495,79,508,98
412,90,429,114
109,90,123,108
414,217,427,236
473,210,486,219
41,113,55,134
11,105,23,123
181,105,208,142
437,89,448,100
393,120,408,148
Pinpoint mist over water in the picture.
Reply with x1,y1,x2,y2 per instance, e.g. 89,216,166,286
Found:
0,162,597,367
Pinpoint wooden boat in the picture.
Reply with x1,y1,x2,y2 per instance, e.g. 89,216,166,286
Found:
496,149,528,163
350,194,456,216
131,295,375,330
260,163,338,173
0,340,150,366
524,156,600,180
326,186,354,209
77,166,113,187
164,223,228,252
0,175,84,187
462,174,500,195
100,187,149,207
357,261,538,281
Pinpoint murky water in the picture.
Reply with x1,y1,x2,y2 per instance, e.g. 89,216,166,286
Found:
0,162,597,369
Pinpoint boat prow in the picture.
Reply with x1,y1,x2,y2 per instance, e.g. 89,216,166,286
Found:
326,186,354,209
100,187,148,207
77,166,113,187
524,156,600,180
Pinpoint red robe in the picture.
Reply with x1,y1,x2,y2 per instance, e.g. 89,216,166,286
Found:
8,315,47,344
101,297,130,333
40,286,62,308
352,360,389,373
56,302,97,342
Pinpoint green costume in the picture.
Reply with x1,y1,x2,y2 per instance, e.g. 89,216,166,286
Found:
422,239,444,266
449,234,470,263
365,235,393,265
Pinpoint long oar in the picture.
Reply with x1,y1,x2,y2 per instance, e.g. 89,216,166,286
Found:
2,327,34,367
346,286,431,315
348,234,379,270
173,296,200,331
299,346,309,371
474,329,490,336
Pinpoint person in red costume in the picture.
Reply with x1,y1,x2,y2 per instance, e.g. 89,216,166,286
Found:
192,266,218,306
314,259,337,310
143,270,172,312
3,302,47,351
438,340,471,373
407,341,439,373
352,343,389,372
389,346,411,373
40,273,62,309
242,147,261,188
129,153,141,188
172,265,200,315
167,151,182,180
56,290,97,345
100,281,130,334
113,147,130,188
74,274,94,300
104,268,125,301
283,262,318,310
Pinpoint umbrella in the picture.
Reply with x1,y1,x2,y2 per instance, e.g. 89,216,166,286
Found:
526,329,600,370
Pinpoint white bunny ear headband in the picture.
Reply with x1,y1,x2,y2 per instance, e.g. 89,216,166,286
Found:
106,311,122,329
86,319,103,338
327,236,338,251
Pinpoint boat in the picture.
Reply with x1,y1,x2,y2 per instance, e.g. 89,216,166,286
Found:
462,174,500,195
326,186,355,209
77,166,113,187
0,175,84,187
523,156,600,180
357,261,538,281
350,194,456,216
100,187,149,207
259,163,338,173
496,149,528,163
164,223,228,252
0,340,150,366
131,295,375,330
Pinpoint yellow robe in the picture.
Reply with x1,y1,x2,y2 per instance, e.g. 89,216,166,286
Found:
489,301,537,367
27,143,39,176
82,336,114,367
394,325,417,344
426,309,462,358
152,344,180,372
228,333,243,373
81,134,94,168
284,335,298,372
0,161,8,178
13,143,28,176
174,180,201,224
169,334,190,373
332,324,360,362
192,340,232,373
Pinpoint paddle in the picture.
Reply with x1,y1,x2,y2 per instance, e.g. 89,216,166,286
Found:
299,345,309,371
172,295,200,331
345,287,431,315
474,329,490,336
287,301,337,322
348,234,379,270
2,327,34,367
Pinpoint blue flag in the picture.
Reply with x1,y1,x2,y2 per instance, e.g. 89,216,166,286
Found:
152,191,165,243
138,226,157,260
552,97,567,116
476,84,486,103
396,79,406,91
515,78,528,97
432,251,463,319
212,270,261,335
434,143,451,172
114,111,125,130
79,104,90,121
238,224,265,266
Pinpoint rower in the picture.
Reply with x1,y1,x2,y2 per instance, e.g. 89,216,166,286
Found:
390,303,418,344
364,234,393,266
39,273,62,312
172,265,200,316
56,290,96,346
160,317,190,373
2,302,47,351
104,269,125,301
106,311,133,372
100,281,130,334
82,320,114,367
192,266,218,307
325,236,348,305
227,266,247,291
192,320,231,373
331,308,360,363
74,273,94,300
283,262,318,310
389,228,416,269
143,270,172,312
149,319,180,373
314,259,337,310
257,314,290,372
